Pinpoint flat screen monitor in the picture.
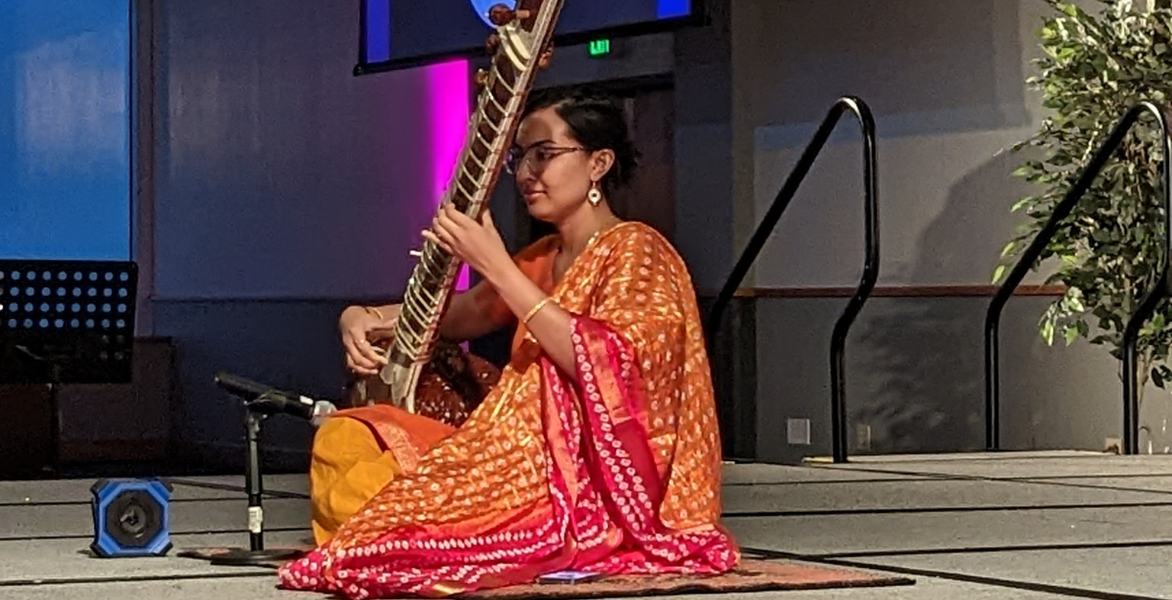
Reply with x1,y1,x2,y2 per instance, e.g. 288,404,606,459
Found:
357,0,701,74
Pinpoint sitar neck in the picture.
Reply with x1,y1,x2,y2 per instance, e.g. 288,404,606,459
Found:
382,3,564,374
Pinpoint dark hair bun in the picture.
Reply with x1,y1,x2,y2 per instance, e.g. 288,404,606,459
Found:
522,87,641,195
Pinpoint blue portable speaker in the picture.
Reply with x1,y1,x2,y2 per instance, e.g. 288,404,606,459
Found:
90,478,173,558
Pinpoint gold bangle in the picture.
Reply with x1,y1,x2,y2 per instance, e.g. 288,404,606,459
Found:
522,297,553,325
363,306,384,321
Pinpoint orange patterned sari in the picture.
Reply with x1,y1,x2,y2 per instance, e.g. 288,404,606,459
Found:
279,222,739,598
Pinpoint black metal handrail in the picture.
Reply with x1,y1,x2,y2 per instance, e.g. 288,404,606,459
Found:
706,96,879,464
984,101,1172,455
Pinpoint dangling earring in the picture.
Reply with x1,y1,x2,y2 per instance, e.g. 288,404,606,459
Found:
587,181,603,207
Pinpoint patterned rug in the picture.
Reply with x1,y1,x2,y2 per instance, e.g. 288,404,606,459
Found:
177,549,913,597
467,560,914,599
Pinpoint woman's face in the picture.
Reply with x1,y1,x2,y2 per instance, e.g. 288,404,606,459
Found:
510,107,611,224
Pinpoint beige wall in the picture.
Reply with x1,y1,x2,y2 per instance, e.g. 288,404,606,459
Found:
725,0,1170,459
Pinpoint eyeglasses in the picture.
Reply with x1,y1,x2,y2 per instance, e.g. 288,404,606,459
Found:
504,144,588,174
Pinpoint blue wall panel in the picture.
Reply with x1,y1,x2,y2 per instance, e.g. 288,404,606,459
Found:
0,0,131,260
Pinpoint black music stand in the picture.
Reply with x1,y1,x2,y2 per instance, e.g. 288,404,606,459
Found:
0,260,138,474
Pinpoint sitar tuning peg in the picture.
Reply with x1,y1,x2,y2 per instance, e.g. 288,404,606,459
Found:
488,4,514,26
487,4,532,26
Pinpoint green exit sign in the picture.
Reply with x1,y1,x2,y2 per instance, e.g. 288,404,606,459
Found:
587,38,611,58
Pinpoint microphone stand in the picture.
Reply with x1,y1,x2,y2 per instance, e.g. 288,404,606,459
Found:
178,391,306,566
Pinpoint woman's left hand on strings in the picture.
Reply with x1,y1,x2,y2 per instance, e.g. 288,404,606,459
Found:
423,204,514,281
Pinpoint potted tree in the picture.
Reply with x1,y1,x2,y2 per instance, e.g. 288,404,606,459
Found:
996,0,1172,416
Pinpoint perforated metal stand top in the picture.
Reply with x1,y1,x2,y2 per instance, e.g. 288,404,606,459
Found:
0,260,138,472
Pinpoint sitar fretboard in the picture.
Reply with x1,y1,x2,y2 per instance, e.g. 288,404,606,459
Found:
382,8,561,377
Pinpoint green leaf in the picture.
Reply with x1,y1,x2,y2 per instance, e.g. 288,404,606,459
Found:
992,265,1007,284
1000,0,1172,381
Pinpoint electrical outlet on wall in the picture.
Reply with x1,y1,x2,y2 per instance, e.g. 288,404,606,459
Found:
787,418,810,445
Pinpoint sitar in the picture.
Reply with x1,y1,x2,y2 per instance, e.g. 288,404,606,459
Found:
348,1,565,426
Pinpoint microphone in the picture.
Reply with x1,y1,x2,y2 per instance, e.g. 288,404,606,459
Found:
214,371,337,423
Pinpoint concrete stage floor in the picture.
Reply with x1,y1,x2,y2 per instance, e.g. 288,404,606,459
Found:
3,450,1170,599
